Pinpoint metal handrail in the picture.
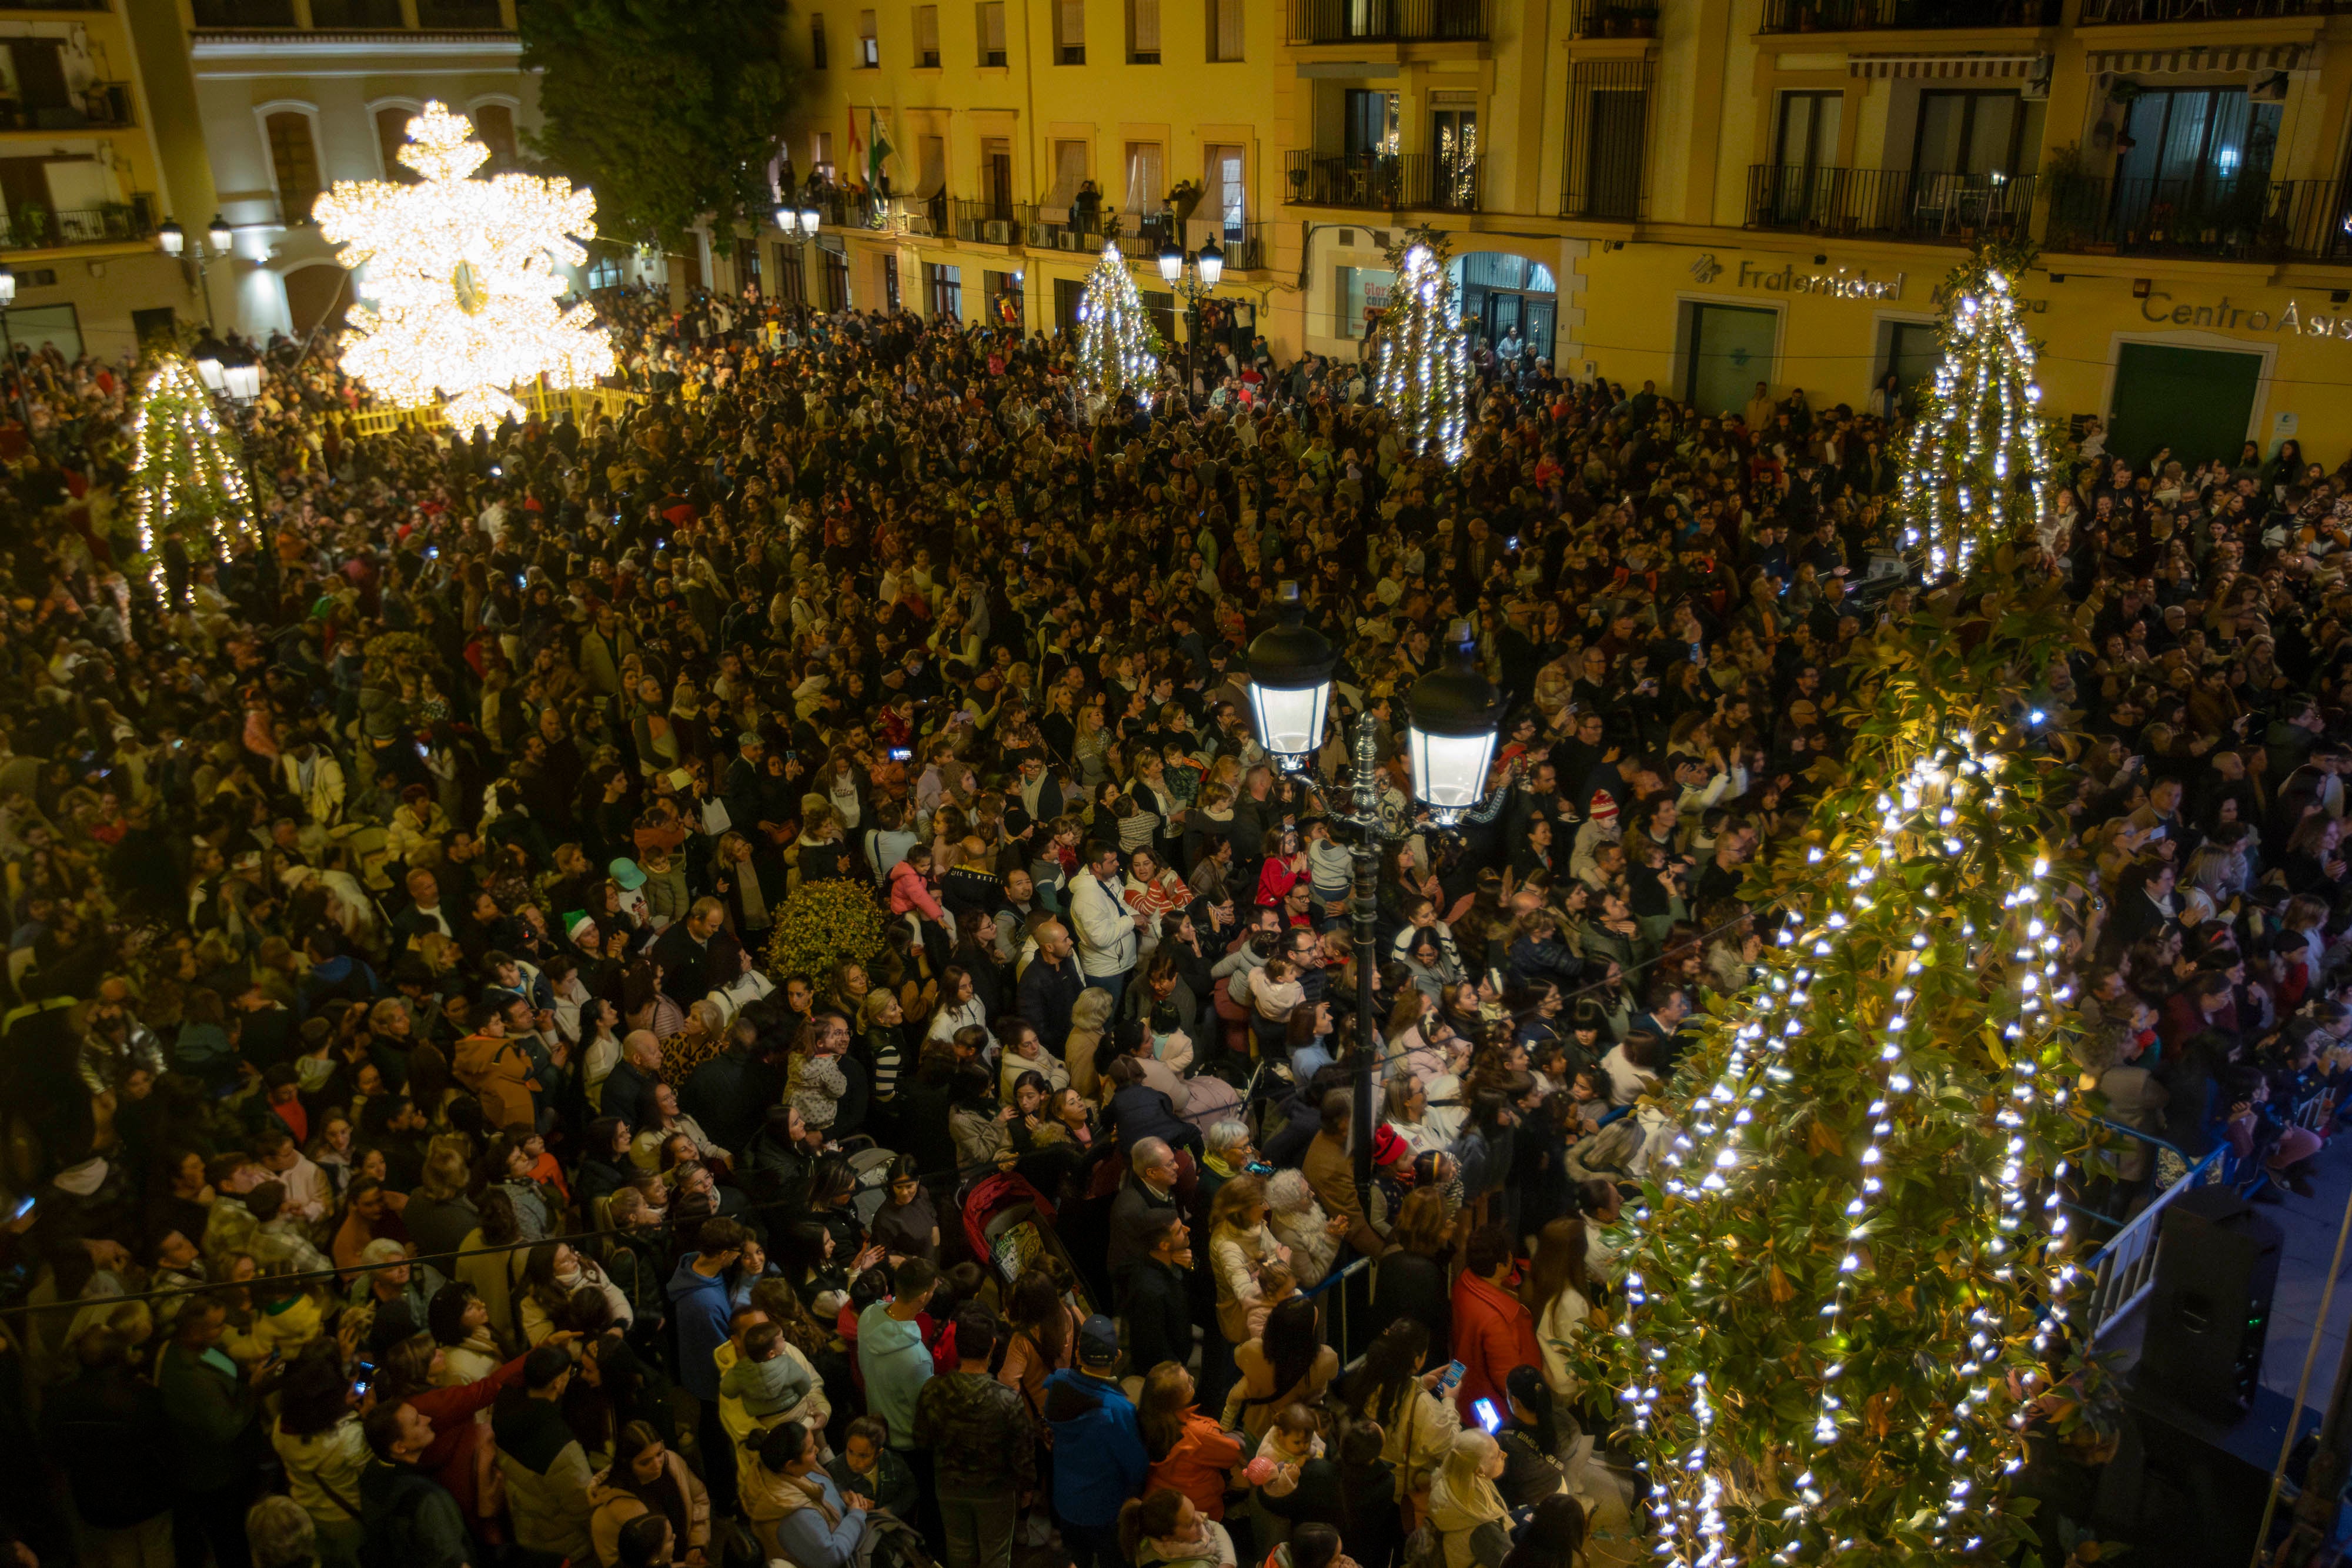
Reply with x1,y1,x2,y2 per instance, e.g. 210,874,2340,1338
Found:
2083,1141,2226,1342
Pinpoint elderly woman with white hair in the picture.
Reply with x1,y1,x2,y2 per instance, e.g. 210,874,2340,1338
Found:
1264,1168,1346,1289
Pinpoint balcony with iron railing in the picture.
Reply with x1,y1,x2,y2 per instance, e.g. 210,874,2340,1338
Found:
1760,0,2056,26
1284,151,1482,212
1,192,155,250
192,0,508,24
2043,175,2352,262
2079,0,2338,19
306,0,407,23
0,81,134,131
1572,0,1659,35
1744,164,2036,240
1287,0,1489,44
952,198,1030,245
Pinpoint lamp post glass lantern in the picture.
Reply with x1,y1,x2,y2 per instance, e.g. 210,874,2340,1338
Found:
156,218,185,259
1241,597,1501,1265
206,215,233,255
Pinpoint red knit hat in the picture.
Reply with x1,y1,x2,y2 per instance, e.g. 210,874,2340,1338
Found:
1588,789,1620,827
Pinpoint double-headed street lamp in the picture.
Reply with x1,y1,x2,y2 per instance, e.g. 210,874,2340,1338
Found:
158,213,234,329
1155,232,1222,408
1245,583,1504,1216
776,202,825,303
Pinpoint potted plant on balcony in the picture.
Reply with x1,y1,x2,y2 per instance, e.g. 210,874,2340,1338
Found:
2041,142,2097,252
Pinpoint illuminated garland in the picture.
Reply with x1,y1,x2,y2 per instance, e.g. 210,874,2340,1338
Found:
1575,249,2089,1566
314,102,614,430
1899,249,2055,578
1373,227,1467,464
1075,239,1160,409
127,355,252,596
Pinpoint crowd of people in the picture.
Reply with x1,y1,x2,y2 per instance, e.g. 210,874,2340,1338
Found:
0,275,2344,1568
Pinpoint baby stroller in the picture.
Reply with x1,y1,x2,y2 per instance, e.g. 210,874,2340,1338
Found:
961,1170,1095,1316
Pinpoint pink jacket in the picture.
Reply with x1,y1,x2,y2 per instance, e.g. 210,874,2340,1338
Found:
888,859,944,921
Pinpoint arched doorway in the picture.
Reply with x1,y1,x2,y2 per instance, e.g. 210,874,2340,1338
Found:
1449,252,1555,364
283,262,351,339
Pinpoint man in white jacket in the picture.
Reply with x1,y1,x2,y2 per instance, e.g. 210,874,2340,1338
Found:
1067,841,1142,1011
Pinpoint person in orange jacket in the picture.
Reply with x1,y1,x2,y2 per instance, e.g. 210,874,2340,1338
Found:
1447,1223,1541,1422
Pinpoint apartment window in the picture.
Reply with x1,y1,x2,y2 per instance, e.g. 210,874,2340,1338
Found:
471,103,518,170
1911,91,2038,180
857,9,879,66
1210,0,1243,61
1345,90,1399,158
375,105,421,182
778,242,806,304
1045,139,1089,222
811,13,828,68
1055,0,1085,63
586,255,624,290
1123,141,1164,220
983,136,1014,213
927,260,962,318
1775,91,1841,173
914,5,941,66
880,251,898,310
265,111,323,223
1128,0,1159,62
1562,59,1653,219
2117,86,2277,189
825,245,851,309
978,1,1007,65
1206,144,1245,237
816,131,834,171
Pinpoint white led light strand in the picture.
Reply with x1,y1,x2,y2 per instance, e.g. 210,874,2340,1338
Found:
1372,236,1467,464
1899,269,2052,578
1075,240,1160,409
128,356,253,594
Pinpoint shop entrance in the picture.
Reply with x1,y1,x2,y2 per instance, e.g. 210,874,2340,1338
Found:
2107,342,2261,472
1450,252,1556,365
1682,302,1778,420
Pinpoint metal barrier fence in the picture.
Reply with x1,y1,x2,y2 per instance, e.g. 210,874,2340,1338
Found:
345,382,641,437
2083,1125,2227,1343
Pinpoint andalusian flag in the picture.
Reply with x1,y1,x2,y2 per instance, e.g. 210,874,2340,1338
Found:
866,106,893,193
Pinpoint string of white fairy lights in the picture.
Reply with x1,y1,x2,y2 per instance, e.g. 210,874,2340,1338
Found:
1622,726,2077,1566
1897,271,2054,580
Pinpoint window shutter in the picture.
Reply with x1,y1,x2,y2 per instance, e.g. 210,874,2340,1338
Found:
916,5,940,54
1131,0,1160,53
983,2,1007,51
1060,0,1085,44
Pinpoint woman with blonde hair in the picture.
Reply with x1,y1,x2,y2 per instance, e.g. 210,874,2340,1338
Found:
1428,1430,1511,1568
1205,1174,1284,1345
1523,1216,1597,1400
1065,985,1117,1103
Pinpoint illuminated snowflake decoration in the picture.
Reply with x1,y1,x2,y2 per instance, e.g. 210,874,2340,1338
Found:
313,102,614,429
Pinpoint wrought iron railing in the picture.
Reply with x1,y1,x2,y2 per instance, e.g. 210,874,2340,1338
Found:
1283,151,1482,213
1744,163,2036,240
2043,175,2352,263
1287,0,1489,42
1761,0,2056,26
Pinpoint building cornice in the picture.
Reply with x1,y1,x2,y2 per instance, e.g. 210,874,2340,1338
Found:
190,29,525,77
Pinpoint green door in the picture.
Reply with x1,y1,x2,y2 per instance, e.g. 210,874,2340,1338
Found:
1685,303,1778,422
2107,342,2262,473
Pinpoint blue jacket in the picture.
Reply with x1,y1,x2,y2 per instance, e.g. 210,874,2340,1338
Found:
764,1465,867,1568
856,1302,934,1451
1043,1368,1148,1527
666,1253,734,1400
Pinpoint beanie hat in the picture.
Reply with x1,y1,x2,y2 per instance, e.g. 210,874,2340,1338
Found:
1371,1125,1408,1169
1588,789,1619,827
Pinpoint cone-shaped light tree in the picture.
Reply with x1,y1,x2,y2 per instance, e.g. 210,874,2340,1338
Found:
1372,226,1468,463
128,355,253,598
1570,247,2094,1566
1075,234,1161,409
1899,248,2058,579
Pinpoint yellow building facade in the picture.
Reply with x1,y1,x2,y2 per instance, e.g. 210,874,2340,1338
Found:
777,0,2352,467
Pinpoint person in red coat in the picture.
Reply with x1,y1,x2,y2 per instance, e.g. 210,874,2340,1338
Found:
1448,1224,1541,1421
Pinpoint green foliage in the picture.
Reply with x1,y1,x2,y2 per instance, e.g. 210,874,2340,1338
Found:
520,0,797,256
764,877,887,989
1572,255,2098,1564
128,356,250,589
1076,242,1162,407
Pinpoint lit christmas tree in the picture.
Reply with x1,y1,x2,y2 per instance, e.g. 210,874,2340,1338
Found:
1572,249,2093,1566
1372,226,1467,463
1899,243,2057,578
127,355,252,597
314,101,613,430
1075,235,1161,409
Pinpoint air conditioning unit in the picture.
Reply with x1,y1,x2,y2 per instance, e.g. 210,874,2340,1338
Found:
984,220,1013,243
1056,230,1077,250
1027,223,1051,246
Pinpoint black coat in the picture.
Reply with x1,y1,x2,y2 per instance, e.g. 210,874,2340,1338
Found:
1368,1249,1451,1365
1122,1254,1196,1369
39,1366,174,1528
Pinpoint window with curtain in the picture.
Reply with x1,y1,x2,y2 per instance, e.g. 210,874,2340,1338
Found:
1207,145,1245,236
1128,0,1159,61
1056,0,1084,62
914,5,940,65
1123,142,1163,214
1211,0,1243,59
375,105,420,182
471,103,517,170
2112,86,2278,239
857,9,878,65
1046,139,1088,215
978,2,1006,63
916,134,947,199
266,111,322,223
811,14,828,68
1910,91,2036,178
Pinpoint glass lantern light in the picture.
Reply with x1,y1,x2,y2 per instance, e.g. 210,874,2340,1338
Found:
1404,621,1504,820
1244,581,1337,774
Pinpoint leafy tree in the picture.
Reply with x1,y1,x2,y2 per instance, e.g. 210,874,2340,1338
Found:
1075,236,1162,409
128,356,251,603
1372,226,1468,464
520,0,796,256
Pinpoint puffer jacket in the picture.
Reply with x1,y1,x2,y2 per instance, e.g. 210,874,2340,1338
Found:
586,1450,711,1568
490,1392,595,1560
